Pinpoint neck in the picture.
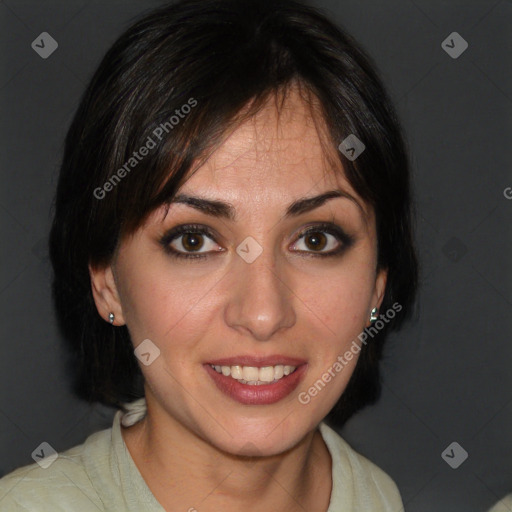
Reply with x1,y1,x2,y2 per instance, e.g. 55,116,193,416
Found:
121,397,332,512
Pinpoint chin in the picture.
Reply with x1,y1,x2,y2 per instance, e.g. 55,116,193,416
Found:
202,414,315,458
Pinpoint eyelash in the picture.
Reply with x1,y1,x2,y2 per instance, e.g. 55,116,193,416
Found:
159,223,355,261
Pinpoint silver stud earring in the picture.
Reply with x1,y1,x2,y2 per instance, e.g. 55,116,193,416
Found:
369,307,378,323
109,312,115,325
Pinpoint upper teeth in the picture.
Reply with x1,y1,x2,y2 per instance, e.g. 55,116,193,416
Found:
211,364,297,384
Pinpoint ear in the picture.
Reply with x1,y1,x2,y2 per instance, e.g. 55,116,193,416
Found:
89,263,125,326
372,267,388,313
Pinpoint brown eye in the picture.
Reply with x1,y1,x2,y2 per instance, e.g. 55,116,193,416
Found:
181,233,204,252
160,224,224,260
293,229,341,254
303,232,327,251
290,223,355,257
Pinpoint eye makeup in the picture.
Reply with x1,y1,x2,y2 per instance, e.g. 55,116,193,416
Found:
158,221,356,261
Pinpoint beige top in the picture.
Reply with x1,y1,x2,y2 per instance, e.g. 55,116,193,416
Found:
0,399,404,511
488,494,512,512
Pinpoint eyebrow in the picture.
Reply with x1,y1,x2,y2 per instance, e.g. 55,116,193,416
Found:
168,189,366,221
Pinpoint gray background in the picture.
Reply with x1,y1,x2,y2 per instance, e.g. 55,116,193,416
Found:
1,1,511,511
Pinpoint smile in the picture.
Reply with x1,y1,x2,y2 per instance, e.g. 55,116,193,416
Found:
204,358,308,405
210,364,297,385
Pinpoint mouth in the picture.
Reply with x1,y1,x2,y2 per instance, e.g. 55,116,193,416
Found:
204,356,308,405
209,363,298,385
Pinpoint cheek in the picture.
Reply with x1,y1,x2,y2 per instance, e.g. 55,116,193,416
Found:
298,259,376,340
294,263,375,415
116,254,220,348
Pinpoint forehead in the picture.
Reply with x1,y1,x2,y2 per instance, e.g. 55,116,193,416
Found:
180,88,364,213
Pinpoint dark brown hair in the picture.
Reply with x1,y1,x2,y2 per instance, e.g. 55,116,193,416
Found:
49,0,419,427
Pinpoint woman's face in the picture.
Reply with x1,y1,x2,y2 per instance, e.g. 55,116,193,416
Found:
92,89,386,456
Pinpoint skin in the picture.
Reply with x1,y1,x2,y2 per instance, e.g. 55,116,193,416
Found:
90,86,387,512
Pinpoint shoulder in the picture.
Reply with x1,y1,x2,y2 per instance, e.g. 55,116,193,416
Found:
0,428,112,511
319,422,404,511
488,494,512,512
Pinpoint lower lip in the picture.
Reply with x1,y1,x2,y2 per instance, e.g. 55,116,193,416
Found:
204,364,308,405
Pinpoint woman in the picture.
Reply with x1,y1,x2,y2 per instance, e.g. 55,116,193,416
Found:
0,0,418,510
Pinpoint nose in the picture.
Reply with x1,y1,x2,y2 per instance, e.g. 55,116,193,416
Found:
224,244,296,341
